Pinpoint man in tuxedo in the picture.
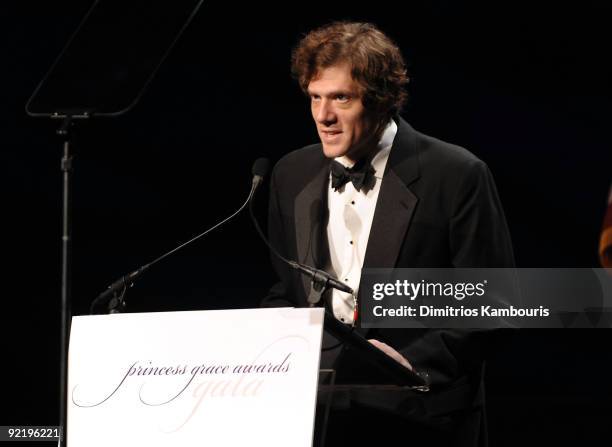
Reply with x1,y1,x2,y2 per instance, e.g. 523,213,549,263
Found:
263,22,514,446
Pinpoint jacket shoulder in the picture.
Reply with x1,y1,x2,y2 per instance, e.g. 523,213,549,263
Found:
271,144,327,187
274,144,323,171
416,131,485,173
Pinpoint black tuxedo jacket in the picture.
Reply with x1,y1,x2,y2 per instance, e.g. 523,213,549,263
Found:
262,117,514,444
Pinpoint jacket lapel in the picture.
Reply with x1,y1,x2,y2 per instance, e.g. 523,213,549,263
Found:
294,159,330,299
362,117,421,270
351,119,420,335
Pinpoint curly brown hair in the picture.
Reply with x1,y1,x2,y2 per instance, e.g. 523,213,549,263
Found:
291,22,409,123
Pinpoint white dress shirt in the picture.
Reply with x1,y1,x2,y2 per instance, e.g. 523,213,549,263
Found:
327,119,397,324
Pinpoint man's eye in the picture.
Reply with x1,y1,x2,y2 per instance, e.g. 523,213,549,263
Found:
335,95,349,102
310,95,321,102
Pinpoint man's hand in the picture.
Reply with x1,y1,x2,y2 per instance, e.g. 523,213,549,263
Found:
368,339,413,371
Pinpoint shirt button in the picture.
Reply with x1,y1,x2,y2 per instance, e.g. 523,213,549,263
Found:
351,200,355,205
349,241,353,245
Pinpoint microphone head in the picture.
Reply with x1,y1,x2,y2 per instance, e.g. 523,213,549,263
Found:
252,158,270,179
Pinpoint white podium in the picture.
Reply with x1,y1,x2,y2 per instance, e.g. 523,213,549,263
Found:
68,308,324,447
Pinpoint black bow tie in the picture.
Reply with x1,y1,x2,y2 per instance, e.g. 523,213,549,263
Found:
330,159,376,192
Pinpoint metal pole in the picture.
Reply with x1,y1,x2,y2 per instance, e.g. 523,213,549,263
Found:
58,119,73,447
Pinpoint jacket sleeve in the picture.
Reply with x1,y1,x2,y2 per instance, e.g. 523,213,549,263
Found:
449,159,515,268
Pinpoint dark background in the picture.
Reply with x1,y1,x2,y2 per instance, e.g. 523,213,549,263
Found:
2,1,611,445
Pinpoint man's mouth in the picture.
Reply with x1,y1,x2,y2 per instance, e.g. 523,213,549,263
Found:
321,130,342,142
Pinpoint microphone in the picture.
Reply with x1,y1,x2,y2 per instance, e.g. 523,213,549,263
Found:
90,158,270,314
252,157,270,189
248,164,354,301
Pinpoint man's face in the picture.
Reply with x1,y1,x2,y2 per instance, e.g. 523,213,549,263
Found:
307,63,377,162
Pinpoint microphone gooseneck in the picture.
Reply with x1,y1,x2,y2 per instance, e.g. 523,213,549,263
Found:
90,159,268,314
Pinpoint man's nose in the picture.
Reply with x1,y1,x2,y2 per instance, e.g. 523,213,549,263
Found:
315,99,336,125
